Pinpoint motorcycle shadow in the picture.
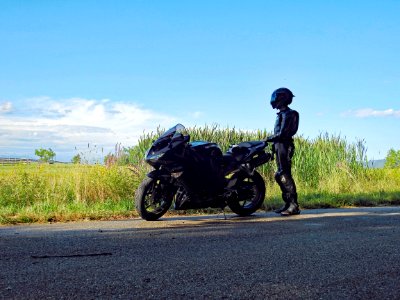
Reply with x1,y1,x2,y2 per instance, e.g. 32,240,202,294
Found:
151,211,269,223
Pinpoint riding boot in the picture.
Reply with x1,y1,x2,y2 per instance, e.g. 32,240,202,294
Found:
280,193,300,216
274,193,290,214
274,204,289,214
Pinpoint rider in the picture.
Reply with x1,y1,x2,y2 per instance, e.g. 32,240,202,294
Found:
266,88,300,216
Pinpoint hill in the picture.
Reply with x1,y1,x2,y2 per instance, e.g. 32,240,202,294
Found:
367,159,386,169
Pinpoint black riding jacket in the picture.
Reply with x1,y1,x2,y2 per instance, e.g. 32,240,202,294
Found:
267,107,299,143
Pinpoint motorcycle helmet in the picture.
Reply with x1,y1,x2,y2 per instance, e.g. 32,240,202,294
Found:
270,87,295,109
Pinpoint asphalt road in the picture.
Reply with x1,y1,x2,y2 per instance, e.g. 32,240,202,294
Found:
1,206,400,299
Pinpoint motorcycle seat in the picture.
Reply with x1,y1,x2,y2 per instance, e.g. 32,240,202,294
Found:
237,141,265,148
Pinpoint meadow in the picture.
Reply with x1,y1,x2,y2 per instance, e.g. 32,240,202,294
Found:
1,125,400,224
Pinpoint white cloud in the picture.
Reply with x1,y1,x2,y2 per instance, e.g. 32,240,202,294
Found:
0,97,177,160
0,101,12,113
342,108,400,118
190,111,204,119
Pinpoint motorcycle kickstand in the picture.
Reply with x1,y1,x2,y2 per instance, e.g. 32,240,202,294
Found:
220,208,227,220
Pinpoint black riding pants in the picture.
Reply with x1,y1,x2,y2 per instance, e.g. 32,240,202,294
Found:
274,142,297,202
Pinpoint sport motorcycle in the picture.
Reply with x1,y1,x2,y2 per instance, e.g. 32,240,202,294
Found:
135,124,273,221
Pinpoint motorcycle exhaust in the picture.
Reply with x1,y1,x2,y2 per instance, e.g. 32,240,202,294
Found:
251,151,271,167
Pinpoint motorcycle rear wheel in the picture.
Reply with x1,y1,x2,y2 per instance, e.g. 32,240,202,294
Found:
227,170,265,216
135,177,173,221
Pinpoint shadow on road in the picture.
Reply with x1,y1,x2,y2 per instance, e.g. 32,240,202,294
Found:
1,206,399,236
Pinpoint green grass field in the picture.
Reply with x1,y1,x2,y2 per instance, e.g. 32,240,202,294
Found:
1,125,399,224
0,164,139,224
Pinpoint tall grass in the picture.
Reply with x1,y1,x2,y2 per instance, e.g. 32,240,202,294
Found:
0,164,138,224
124,125,368,191
293,134,366,191
1,124,399,224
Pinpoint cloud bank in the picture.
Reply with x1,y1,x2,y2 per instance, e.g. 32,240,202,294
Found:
0,101,12,113
342,108,400,118
0,97,179,161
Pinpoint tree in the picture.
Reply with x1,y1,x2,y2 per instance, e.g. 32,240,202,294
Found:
35,148,56,163
384,148,400,168
71,154,81,164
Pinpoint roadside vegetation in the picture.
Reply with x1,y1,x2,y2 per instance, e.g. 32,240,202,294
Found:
1,125,399,224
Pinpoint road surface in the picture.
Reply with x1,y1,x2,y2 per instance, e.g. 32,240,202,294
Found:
1,207,400,299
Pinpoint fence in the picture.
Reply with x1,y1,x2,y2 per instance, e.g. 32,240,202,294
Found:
0,158,38,165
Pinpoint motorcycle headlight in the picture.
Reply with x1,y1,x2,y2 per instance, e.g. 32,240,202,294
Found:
146,151,164,161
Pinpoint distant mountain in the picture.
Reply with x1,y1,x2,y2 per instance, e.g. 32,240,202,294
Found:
367,159,386,169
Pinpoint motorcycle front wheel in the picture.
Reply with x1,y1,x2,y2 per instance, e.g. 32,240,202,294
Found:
227,170,265,216
135,177,174,221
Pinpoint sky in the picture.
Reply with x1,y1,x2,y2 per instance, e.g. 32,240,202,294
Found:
0,0,399,162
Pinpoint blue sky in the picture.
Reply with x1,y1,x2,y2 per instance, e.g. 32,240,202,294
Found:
0,0,399,161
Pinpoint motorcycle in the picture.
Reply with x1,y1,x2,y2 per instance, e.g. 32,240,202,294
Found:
135,124,273,221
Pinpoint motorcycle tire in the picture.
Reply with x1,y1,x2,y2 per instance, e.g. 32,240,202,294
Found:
227,170,265,216
135,177,173,221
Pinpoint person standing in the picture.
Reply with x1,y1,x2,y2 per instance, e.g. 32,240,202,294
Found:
266,88,300,216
